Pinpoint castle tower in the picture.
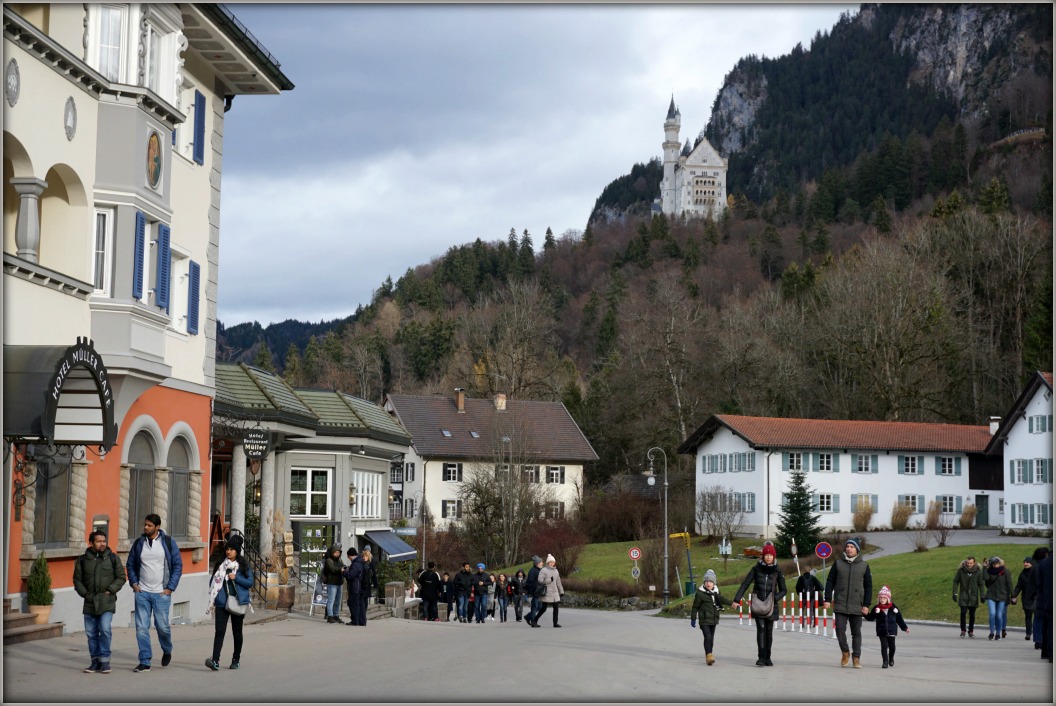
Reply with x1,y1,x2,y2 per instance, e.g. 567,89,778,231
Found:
661,95,681,214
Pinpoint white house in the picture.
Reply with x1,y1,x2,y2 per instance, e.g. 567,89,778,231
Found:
986,371,1053,531
384,390,597,531
678,414,1001,536
660,96,728,219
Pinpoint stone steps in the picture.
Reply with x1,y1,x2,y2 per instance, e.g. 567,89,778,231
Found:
3,615,66,644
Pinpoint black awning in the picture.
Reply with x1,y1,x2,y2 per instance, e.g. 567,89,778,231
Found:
364,530,417,562
3,337,117,450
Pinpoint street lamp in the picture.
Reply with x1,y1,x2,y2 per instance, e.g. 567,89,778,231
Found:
646,446,669,606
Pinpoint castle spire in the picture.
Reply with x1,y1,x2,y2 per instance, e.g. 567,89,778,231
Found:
667,94,678,120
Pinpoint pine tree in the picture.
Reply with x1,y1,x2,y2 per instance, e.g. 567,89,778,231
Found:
773,470,823,559
252,342,275,372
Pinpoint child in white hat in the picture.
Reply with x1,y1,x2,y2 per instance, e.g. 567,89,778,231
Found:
690,569,733,665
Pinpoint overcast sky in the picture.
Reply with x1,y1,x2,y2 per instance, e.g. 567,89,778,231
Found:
217,3,858,327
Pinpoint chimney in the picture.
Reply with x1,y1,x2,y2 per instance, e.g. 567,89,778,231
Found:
455,388,465,413
494,393,507,411
989,416,1001,435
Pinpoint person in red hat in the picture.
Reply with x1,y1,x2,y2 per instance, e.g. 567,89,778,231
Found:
732,541,786,667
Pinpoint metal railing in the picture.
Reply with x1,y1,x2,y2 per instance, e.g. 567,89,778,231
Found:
242,541,272,607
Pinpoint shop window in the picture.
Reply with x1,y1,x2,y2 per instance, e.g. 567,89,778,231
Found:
32,450,72,546
127,431,157,540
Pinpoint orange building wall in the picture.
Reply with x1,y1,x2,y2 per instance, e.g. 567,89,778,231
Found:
6,385,213,595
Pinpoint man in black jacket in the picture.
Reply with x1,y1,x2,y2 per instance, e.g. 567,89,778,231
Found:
1011,556,1037,643
417,562,442,621
452,562,474,623
524,556,544,628
795,569,824,627
343,548,364,626
472,564,492,624
73,531,126,674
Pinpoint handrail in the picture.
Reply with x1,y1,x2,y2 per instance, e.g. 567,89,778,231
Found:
289,539,320,594
242,542,271,607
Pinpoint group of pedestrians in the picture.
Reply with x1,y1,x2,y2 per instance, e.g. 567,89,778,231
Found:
419,554,565,628
689,536,1054,669
319,544,378,626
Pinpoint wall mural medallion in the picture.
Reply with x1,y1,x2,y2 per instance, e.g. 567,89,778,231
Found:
146,131,162,189
64,96,77,141
5,58,19,107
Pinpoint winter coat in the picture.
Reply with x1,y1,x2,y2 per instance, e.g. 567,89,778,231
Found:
795,572,823,600
525,565,542,598
952,561,986,606
212,562,253,609
538,565,564,603
732,561,786,620
984,563,1013,602
1012,567,1037,611
126,530,182,592
1035,555,1053,614
495,579,510,600
472,571,492,599
343,556,365,595
452,569,473,597
509,574,527,597
690,585,731,626
73,546,126,615
439,578,451,602
322,549,345,586
824,554,872,615
863,601,908,637
417,569,441,601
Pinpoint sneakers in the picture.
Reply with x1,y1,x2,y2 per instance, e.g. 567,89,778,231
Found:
204,658,220,671
968,632,974,638
84,659,100,674
229,660,240,670
960,631,966,638
132,663,151,673
841,651,850,667
988,633,995,640
852,656,862,669
98,661,111,674
161,652,172,667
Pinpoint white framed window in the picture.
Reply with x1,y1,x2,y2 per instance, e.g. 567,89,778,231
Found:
1011,503,1027,525
789,452,803,471
939,495,956,514
546,466,565,484
522,465,539,483
348,470,381,519
90,4,127,83
442,463,462,482
1029,415,1052,433
818,453,833,472
388,500,402,521
732,492,756,513
1035,459,1048,484
855,494,873,512
496,463,511,480
545,501,565,520
898,494,923,514
290,468,331,518
903,457,918,475
1033,503,1050,525
940,457,955,475
817,494,833,513
441,499,462,519
1013,459,1027,484
389,462,403,484
856,455,872,473
404,462,415,482
91,208,114,295
168,247,189,333
404,497,415,520
999,498,1005,514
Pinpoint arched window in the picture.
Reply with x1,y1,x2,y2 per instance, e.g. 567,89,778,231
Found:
167,437,191,540
128,432,156,540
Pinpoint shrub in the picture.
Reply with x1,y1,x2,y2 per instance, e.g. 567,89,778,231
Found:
958,504,978,529
911,521,930,552
890,502,913,531
26,552,53,606
563,576,642,598
924,501,942,530
577,491,663,543
525,517,588,574
852,501,875,532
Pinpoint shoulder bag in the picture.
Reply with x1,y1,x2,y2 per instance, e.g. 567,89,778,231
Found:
225,576,247,615
535,579,549,598
750,573,776,617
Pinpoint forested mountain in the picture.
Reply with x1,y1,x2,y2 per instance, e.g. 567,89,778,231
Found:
217,3,1052,492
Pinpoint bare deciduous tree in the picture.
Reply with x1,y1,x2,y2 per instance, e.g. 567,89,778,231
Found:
695,484,747,544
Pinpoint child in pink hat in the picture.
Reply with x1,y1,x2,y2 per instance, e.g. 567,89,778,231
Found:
864,585,909,669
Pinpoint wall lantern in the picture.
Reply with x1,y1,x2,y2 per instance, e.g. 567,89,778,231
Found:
348,483,357,507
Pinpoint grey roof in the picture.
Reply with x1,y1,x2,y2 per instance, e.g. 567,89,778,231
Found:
385,393,598,463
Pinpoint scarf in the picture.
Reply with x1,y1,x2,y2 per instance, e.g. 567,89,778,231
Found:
704,585,721,608
208,558,238,615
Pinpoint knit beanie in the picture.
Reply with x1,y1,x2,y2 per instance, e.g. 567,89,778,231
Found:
225,534,244,555
761,542,776,560
845,537,861,554
347,547,358,558
546,554,556,564
1024,556,1034,565
531,555,542,565
878,585,891,602
703,569,718,584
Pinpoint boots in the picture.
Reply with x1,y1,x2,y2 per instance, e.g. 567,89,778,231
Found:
852,656,862,669
841,651,850,667
706,653,715,666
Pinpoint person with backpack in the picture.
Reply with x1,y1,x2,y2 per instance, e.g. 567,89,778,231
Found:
73,530,126,674
126,513,183,672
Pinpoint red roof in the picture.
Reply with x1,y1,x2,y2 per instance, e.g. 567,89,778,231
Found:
681,414,992,454
1043,372,1053,388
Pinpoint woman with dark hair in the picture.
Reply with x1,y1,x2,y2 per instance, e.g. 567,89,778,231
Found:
205,534,253,670
732,541,786,667
510,569,527,622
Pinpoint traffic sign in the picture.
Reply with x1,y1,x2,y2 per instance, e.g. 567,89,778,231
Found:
628,547,642,561
631,566,641,579
815,542,832,559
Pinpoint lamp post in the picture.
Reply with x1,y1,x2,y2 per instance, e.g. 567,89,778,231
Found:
646,446,669,606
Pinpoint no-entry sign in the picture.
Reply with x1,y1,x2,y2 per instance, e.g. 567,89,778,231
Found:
815,542,832,559
628,547,642,561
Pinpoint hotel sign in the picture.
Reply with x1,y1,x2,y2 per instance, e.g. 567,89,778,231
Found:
41,337,117,450
243,428,271,460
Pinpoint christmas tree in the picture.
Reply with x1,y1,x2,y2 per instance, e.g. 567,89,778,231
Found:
774,470,823,559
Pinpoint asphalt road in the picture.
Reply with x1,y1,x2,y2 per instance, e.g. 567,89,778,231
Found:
4,606,1052,703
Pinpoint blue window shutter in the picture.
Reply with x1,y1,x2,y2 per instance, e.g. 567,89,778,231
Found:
871,494,878,511
955,496,962,513
782,452,789,471
811,453,818,472
155,224,171,312
898,456,905,475
935,457,942,475
193,90,206,165
871,455,879,474
1010,460,1015,484
917,456,924,473
851,454,858,471
1049,504,1053,525
897,494,904,506
1026,460,1034,484
171,129,176,146
1030,416,1035,433
811,493,819,511
832,495,840,513
1029,505,1035,524
916,496,924,514
187,260,200,334
955,458,961,476
781,493,788,509
1048,415,1053,431
851,495,858,512
132,211,146,299
749,492,756,513
833,454,840,473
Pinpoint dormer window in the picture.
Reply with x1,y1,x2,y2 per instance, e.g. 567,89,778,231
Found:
441,429,452,438
470,431,480,438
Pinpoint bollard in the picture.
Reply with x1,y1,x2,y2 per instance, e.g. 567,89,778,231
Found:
813,592,820,635
747,594,753,626
738,597,744,625
781,595,787,631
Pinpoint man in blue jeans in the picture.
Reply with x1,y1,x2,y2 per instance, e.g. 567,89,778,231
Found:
524,555,544,628
472,563,492,624
126,513,182,673
452,562,473,623
73,530,126,673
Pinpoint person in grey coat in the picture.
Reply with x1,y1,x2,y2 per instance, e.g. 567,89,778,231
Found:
824,537,872,668
533,554,565,628
73,531,127,674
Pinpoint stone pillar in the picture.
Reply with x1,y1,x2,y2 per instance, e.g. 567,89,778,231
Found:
10,177,47,263
231,444,246,536
189,470,203,541
260,452,276,560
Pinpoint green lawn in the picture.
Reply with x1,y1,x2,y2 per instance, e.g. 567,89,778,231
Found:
498,540,1037,631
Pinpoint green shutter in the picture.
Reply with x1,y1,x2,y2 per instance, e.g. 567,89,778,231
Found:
1027,460,1034,484
1010,460,1015,484
918,456,924,474
872,455,879,474
833,454,840,473
851,495,858,512
811,453,818,472
782,452,789,471
871,494,878,511
935,457,943,475
955,496,963,513
917,496,924,514
193,89,206,165
851,454,858,472
1029,505,1035,524
898,456,906,475
832,495,840,513
811,493,819,511
955,458,962,476
1030,416,1035,433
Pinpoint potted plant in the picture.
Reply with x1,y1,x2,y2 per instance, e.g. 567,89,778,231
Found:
26,551,54,623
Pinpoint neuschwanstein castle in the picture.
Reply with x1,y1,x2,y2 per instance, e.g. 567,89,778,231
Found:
658,97,729,219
